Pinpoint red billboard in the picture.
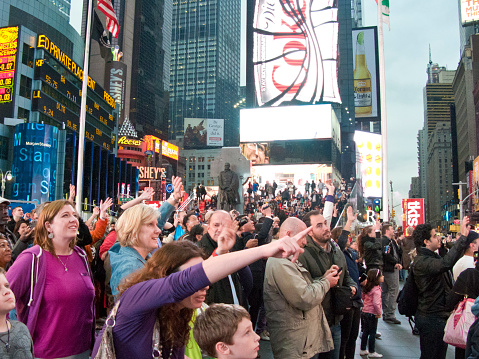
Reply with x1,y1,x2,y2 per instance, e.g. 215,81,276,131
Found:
402,198,425,229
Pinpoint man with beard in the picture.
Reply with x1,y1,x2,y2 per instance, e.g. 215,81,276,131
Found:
0,198,15,249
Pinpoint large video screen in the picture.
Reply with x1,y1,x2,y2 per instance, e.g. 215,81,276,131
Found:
252,0,340,107
352,27,380,121
240,104,337,142
354,130,382,198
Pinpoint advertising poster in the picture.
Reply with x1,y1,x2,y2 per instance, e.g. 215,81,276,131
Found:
461,0,479,25
354,130,382,198
252,0,340,107
161,140,179,161
402,199,425,229
207,119,224,147
352,27,379,120
184,118,207,148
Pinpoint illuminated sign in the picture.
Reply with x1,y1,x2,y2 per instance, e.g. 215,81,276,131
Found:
36,34,115,109
461,0,479,25
162,141,179,160
352,28,380,120
354,130,382,198
118,136,142,146
12,123,58,204
144,135,162,153
35,61,115,130
474,156,479,211
207,119,224,146
138,166,166,180
252,0,340,106
0,26,18,111
105,61,127,123
31,89,114,150
240,104,335,142
402,199,425,229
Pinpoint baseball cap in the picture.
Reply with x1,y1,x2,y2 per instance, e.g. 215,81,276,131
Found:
0,197,10,206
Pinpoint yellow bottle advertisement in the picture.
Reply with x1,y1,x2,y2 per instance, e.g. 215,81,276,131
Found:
353,28,378,118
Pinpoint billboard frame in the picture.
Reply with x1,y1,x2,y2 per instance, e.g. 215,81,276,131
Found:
352,26,381,123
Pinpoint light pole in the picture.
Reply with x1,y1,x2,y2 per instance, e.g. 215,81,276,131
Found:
0,170,12,198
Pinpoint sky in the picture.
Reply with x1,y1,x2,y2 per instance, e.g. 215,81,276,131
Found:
69,0,462,220
362,0,461,220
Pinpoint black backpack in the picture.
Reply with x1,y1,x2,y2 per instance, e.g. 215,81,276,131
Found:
397,263,419,318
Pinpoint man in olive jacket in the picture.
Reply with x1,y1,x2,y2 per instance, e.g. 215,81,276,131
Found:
264,217,338,359
412,219,475,359
298,189,357,359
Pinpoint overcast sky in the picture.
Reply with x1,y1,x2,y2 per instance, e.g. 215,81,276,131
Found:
70,0,462,220
362,0,461,219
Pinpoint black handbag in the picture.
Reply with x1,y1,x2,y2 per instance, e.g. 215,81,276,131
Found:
330,286,353,315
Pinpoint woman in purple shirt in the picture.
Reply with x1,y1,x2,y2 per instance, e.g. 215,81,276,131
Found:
92,216,312,359
7,200,94,359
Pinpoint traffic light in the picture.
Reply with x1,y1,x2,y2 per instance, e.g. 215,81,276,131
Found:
392,209,396,218
373,198,382,213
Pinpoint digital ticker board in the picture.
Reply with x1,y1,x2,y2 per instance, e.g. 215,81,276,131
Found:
0,26,19,120
31,89,115,151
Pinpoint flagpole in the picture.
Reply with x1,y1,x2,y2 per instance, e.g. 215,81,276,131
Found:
378,2,389,222
75,0,94,214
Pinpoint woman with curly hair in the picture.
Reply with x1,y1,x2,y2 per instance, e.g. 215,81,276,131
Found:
92,219,310,359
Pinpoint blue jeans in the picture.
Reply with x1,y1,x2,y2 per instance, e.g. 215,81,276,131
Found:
328,323,341,359
415,314,448,359
360,313,378,353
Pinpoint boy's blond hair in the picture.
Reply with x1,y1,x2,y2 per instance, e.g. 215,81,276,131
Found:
194,304,251,358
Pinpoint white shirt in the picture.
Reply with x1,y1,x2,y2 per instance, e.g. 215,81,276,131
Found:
453,255,475,281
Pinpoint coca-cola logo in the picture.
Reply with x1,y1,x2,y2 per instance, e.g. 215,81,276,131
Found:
253,0,341,106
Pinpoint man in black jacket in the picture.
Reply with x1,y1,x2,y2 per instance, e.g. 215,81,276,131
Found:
197,210,251,307
412,219,473,359
381,223,402,324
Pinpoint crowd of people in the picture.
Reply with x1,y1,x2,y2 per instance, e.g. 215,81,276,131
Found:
0,175,478,359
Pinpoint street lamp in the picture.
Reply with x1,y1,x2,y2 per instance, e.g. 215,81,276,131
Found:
0,170,12,198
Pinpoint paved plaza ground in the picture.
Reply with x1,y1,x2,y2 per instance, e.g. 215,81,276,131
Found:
258,310,456,358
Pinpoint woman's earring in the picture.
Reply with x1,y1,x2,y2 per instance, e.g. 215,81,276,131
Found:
48,232,54,239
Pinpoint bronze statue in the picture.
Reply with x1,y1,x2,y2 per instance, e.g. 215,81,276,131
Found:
218,163,240,211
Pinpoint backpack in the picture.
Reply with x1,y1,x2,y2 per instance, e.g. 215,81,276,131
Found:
397,263,419,318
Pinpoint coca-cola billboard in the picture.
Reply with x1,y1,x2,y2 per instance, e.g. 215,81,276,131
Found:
253,0,341,107
402,198,425,230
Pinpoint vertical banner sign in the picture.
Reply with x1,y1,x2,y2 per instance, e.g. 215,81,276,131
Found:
0,26,19,120
352,28,379,120
12,123,59,204
354,131,382,198
207,119,224,146
105,61,127,124
253,0,341,106
402,198,425,229
473,156,479,211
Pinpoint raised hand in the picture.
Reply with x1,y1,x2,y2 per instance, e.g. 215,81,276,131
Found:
216,219,238,255
92,207,100,217
68,184,75,203
99,197,113,219
264,226,312,263
139,187,155,201
346,206,357,223
171,176,184,202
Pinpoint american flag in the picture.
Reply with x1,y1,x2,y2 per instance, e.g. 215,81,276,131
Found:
97,0,119,38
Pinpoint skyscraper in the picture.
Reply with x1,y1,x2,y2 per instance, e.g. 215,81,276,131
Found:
50,0,71,18
82,0,173,140
169,0,241,146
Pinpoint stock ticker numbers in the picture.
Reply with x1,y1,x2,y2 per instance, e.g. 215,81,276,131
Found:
0,26,18,105
33,60,115,150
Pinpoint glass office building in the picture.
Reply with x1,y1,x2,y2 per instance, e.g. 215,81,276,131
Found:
169,0,241,146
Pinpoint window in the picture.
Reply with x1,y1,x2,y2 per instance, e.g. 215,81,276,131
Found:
17,107,30,121
22,43,34,68
19,75,32,99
